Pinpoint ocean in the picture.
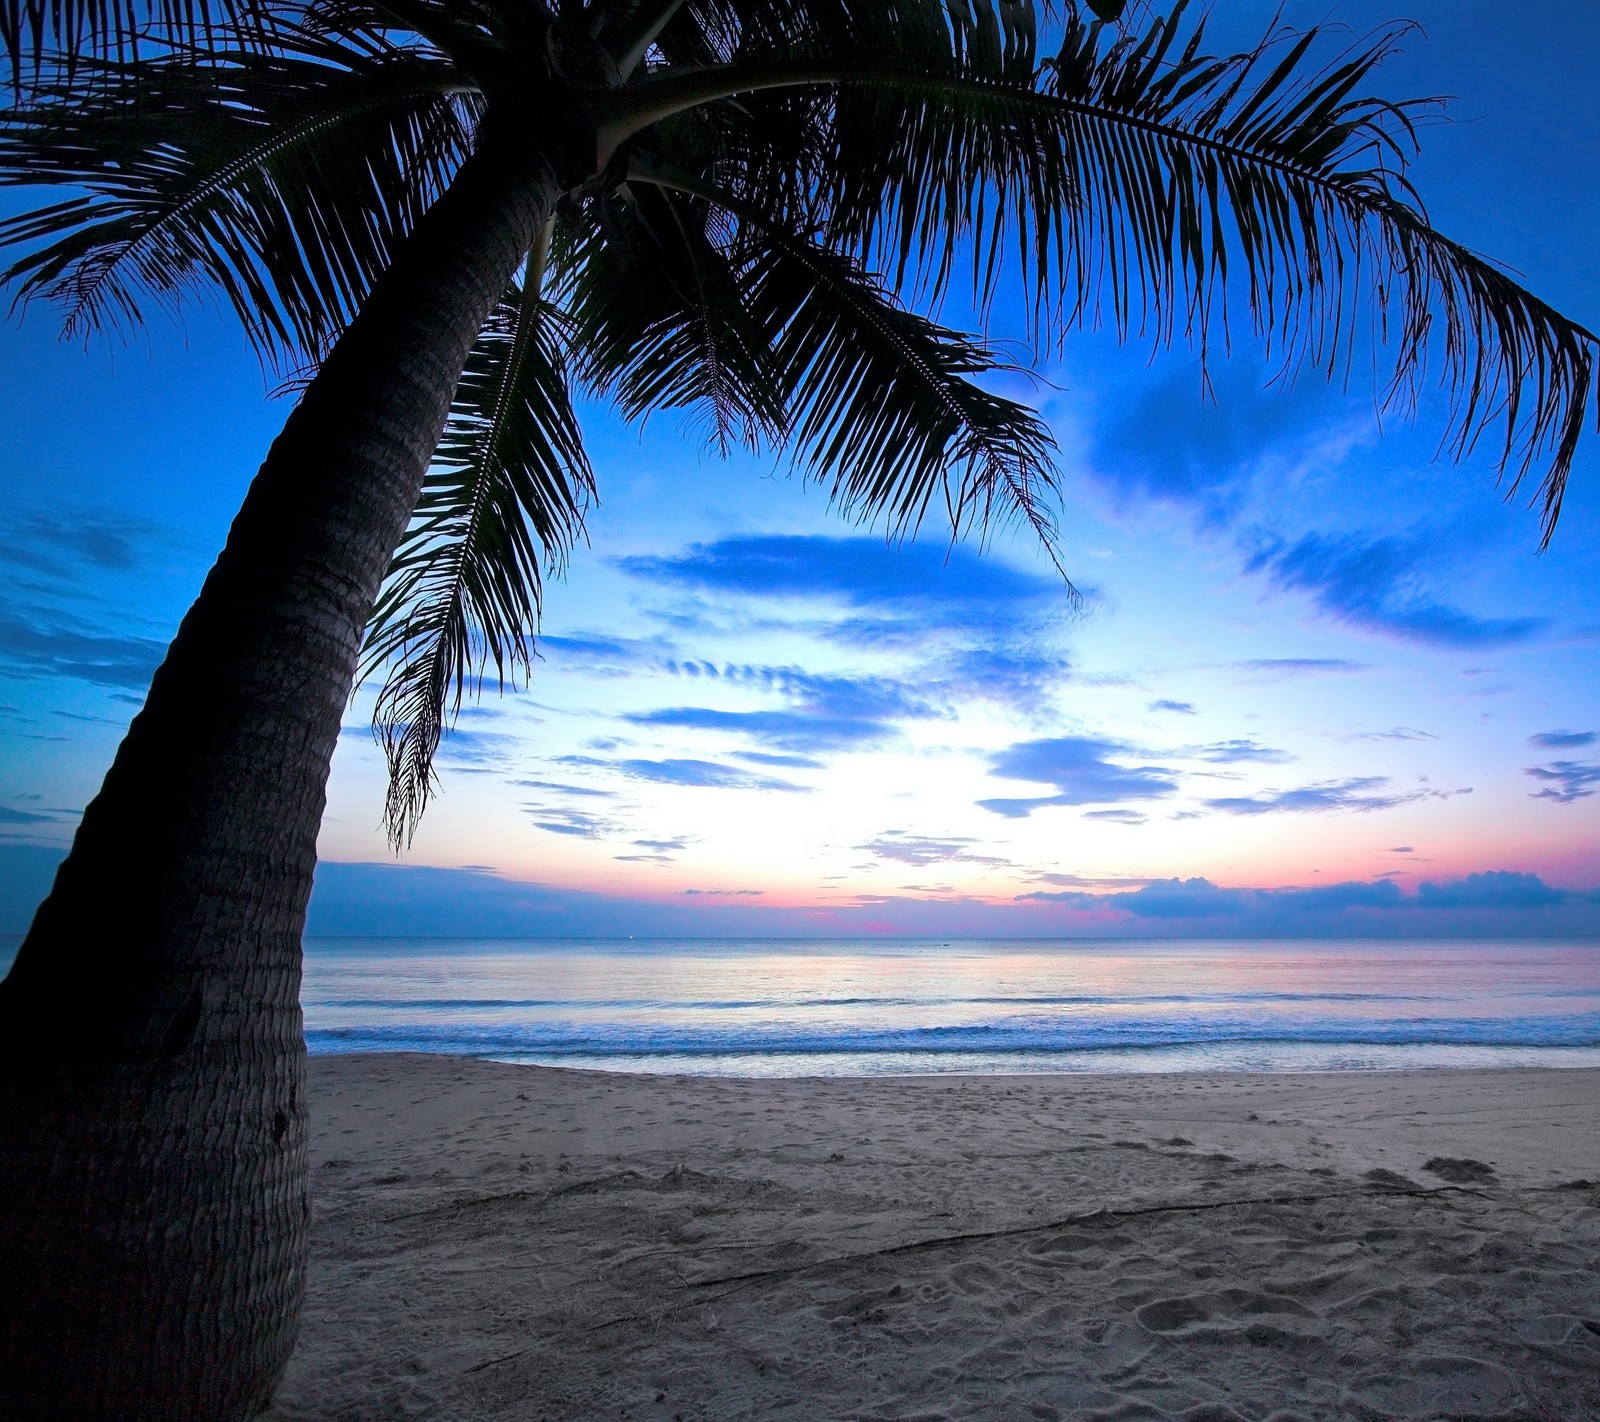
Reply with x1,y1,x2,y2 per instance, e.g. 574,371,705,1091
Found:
296,937,1600,1076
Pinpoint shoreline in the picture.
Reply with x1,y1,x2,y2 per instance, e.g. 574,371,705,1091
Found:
309,1044,1600,1077
266,1053,1600,1419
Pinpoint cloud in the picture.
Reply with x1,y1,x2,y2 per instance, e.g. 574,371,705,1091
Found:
979,735,1179,817
436,724,524,772
1016,870,1582,928
0,805,62,825
730,750,826,770
514,779,619,798
1525,761,1600,804
524,806,618,839
0,613,165,689
1083,809,1146,824
558,754,805,793
628,665,944,756
1114,877,1250,918
618,533,1074,645
289,858,1600,941
534,634,667,676
0,512,154,576
614,836,690,864
857,833,1007,867
1028,872,1162,889
1189,738,1293,765
1235,658,1370,679
1530,730,1595,750
1349,727,1437,743
624,707,889,754
1203,776,1435,816
927,648,1073,714
1149,699,1196,714
682,888,764,897
1266,880,1407,912
1090,363,1327,508
1244,532,1546,648
621,534,1056,613
1414,871,1567,910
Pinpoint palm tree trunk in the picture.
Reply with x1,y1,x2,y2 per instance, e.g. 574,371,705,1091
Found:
0,115,566,1420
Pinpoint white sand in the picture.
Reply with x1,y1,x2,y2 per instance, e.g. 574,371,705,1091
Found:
264,1056,1600,1420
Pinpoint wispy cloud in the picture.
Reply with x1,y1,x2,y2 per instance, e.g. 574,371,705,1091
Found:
537,634,660,673
1244,531,1546,648
857,832,1007,867
1089,363,1334,513
621,534,1056,612
1525,761,1600,803
627,665,943,756
1530,729,1595,750
731,750,826,770
623,707,890,754
524,806,619,839
1149,699,1196,714
558,754,805,793
514,778,620,798
979,736,1179,818
0,613,165,689
1202,776,1442,816
613,833,689,864
619,534,1075,645
1238,659,1371,681
1188,738,1293,765
0,511,156,576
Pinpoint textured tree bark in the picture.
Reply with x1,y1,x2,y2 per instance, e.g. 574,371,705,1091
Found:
0,113,570,1420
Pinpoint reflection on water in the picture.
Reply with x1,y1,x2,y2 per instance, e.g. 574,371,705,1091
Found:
301,937,1600,1075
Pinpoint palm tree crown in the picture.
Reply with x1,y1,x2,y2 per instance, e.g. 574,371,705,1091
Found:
4,0,1593,849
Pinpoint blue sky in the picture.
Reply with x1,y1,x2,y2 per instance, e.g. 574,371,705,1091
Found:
2,0,1598,938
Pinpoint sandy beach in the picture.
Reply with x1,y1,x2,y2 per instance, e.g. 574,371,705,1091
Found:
264,1056,1600,1420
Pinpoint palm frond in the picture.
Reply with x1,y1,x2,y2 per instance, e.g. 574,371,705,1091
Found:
0,0,256,75
631,163,1066,571
361,258,594,848
615,2,1594,539
561,179,788,453
816,3,1594,538
0,16,476,362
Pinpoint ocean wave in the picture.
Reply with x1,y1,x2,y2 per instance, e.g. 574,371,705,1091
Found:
305,1011,1600,1058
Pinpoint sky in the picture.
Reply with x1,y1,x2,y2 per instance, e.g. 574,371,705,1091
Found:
2,0,1599,939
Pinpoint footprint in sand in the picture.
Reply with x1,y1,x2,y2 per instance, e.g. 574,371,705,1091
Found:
1422,1156,1496,1184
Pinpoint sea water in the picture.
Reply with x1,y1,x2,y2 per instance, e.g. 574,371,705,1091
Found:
294,937,1600,1076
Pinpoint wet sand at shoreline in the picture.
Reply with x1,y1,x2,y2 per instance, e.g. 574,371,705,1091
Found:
265,1055,1600,1420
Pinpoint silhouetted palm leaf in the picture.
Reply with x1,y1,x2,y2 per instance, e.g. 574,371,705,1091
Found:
361,257,593,846
1,0,252,73
0,13,472,361
561,182,788,454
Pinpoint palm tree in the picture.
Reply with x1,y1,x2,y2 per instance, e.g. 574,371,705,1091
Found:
0,1,1592,1417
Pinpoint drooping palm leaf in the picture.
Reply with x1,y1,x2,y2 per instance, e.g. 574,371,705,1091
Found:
754,234,1063,560
560,179,788,453
619,1,1596,538
361,252,594,847
0,13,474,361
562,137,1062,561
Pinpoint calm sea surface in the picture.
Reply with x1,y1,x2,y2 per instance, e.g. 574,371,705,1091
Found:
295,938,1600,1076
